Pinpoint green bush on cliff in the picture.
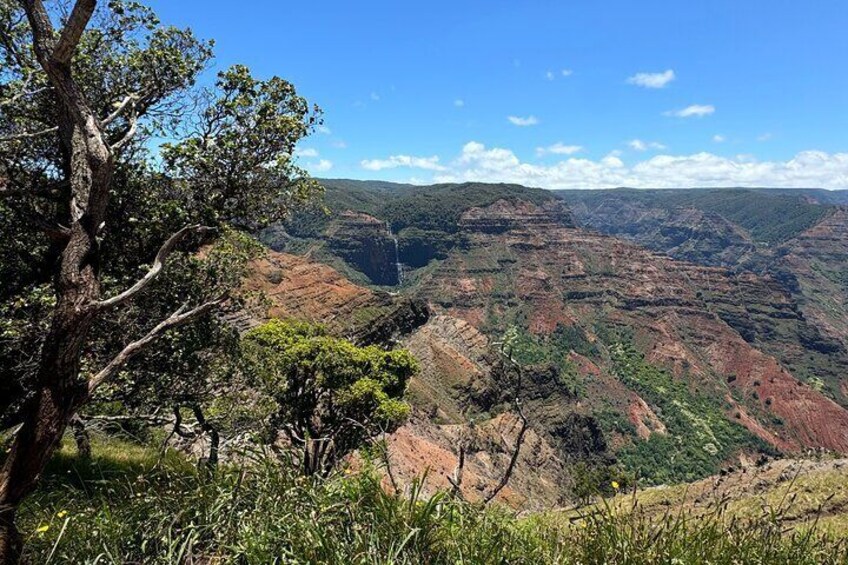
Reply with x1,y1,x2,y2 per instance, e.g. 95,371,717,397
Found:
241,319,417,475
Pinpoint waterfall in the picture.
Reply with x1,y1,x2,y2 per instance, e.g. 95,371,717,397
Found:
387,222,403,286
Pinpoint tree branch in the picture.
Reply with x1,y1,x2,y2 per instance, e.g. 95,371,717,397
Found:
0,125,57,143
110,111,138,151
482,403,529,504
101,94,137,126
87,297,226,396
51,0,97,65
94,225,215,310
447,441,466,500
20,1,56,60
481,341,530,504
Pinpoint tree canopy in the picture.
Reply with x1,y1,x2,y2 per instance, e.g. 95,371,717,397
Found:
242,319,417,476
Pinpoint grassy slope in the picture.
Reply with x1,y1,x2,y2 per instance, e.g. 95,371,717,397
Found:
569,457,848,535
16,436,848,564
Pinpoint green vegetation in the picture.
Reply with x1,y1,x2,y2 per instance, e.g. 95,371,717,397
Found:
15,437,848,564
242,320,417,475
282,180,554,240
560,188,829,244
610,343,772,483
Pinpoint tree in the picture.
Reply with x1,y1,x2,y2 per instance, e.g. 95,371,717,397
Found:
241,319,417,476
0,2,320,560
447,326,530,503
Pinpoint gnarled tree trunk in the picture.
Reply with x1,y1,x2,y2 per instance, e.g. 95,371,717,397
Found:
0,3,217,562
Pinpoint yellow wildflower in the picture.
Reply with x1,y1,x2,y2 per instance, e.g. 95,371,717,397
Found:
57,510,68,519
611,480,620,490
35,525,49,534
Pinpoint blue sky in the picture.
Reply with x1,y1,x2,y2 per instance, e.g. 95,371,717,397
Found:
147,1,848,188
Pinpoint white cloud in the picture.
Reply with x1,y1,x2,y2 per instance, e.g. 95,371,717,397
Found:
536,142,584,156
758,132,773,142
507,115,539,126
295,147,319,158
317,125,332,135
627,69,675,89
454,99,465,107
310,159,333,173
628,139,667,151
713,134,726,143
428,142,848,189
561,69,573,77
545,70,555,81
332,140,348,149
664,104,715,118
361,155,446,171
370,92,380,101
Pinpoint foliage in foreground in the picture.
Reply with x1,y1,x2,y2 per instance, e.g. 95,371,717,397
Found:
17,439,848,564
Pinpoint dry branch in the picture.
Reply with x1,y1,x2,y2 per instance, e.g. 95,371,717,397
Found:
95,225,215,310
87,297,225,395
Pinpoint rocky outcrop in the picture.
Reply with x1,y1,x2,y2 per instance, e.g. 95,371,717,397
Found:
459,199,574,234
351,298,430,347
327,211,402,286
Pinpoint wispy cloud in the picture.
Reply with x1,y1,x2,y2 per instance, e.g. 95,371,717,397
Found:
546,69,573,81
370,92,380,101
361,155,446,171
454,99,465,107
627,69,675,89
758,132,773,141
507,115,539,126
317,125,332,135
628,139,667,151
537,142,584,156
664,104,715,118
713,134,726,143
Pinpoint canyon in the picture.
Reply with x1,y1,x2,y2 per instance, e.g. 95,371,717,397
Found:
251,181,848,506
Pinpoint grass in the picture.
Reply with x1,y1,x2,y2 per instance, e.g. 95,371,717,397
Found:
14,435,848,564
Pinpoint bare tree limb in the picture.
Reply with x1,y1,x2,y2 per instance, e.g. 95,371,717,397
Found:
482,402,529,504
101,93,140,126
94,225,215,310
110,110,138,151
81,412,172,426
480,338,530,504
446,441,466,500
377,432,400,495
0,125,57,142
51,0,97,65
0,72,42,108
87,297,225,395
